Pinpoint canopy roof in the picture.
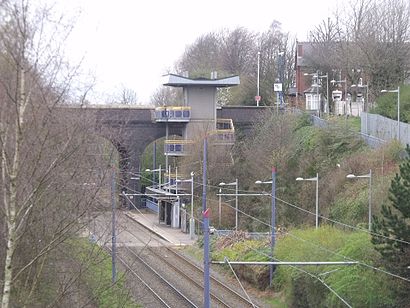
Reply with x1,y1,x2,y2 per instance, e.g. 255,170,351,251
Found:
162,73,240,87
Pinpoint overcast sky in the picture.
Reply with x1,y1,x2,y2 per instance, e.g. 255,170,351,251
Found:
57,0,342,104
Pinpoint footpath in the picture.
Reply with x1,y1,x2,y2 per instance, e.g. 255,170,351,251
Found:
125,209,196,246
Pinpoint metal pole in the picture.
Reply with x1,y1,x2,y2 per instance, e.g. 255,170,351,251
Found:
315,173,319,229
175,167,178,196
316,70,320,117
190,172,195,239
158,165,161,188
202,138,207,214
202,137,210,308
153,141,156,184
368,169,372,231
158,165,161,224
203,208,210,308
366,84,369,112
366,85,369,134
397,86,400,142
111,169,117,283
168,165,171,193
270,167,276,287
235,178,238,231
218,188,222,228
344,79,348,129
212,260,359,266
326,73,329,114
257,51,260,107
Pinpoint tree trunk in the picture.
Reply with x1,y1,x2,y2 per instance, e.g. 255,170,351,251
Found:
1,63,26,308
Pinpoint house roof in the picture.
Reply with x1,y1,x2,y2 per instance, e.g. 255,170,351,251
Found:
304,86,320,94
162,73,240,87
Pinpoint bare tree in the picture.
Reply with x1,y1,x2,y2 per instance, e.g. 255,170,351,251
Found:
0,1,110,306
119,86,138,105
176,23,295,106
177,32,221,77
150,86,182,107
307,0,410,94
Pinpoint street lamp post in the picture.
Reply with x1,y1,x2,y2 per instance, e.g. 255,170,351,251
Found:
296,173,319,229
347,170,372,231
176,171,195,239
145,165,162,189
219,179,239,231
256,51,261,106
255,167,276,286
146,165,165,224
218,188,222,227
381,86,400,141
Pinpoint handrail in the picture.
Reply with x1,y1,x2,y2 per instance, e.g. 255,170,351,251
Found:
164,139,194,144
155,106,191,111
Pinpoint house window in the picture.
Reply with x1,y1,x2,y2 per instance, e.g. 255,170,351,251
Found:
305,94,320,111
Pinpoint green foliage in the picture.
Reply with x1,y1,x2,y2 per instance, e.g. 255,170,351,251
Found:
384,140,406,162
372,145,410,282
274,228,397,307
293,125,318,152
211,228,397,307
70,238,139,308
330,187,368,227
374,84,410,123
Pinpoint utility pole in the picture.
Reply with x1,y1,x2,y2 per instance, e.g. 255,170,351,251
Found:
270,167,276,286
111,168,117,283
202,137,210,308
218,188,222,228
153,141,156,184
256,51,261,106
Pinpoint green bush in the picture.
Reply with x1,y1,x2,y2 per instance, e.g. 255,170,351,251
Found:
211,228,398,307
374,84,410,123
274,228,397,307
330,187,368,227
69,238,139,308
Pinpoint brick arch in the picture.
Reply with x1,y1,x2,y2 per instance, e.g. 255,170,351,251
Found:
62,105,272,207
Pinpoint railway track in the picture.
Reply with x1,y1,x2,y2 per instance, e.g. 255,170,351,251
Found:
121,216,259,307
161,246,258,307
107,245,198,307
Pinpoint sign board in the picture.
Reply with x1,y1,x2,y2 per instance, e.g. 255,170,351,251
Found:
255,95,261,102
274,83,282,92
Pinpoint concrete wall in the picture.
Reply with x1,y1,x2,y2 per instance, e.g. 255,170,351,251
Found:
184,87,217,138
186,87,217,120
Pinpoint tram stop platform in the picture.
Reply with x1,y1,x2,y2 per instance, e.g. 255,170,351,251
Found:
125,209,196,246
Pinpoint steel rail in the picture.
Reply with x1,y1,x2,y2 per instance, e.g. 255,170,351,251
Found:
122,218,257,307
164,246,258,307
121,245,199,307
105,246,172,308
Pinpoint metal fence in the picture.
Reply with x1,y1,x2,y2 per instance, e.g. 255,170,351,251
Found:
308,113,386,148
361,112,410,146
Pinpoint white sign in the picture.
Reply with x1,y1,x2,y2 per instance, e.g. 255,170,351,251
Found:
274,83,282,92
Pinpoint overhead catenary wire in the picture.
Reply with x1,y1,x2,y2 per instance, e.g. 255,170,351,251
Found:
118,169,410,284
203,192,410,283
212,226,352,307
196,180,410,246
224,236,353,308
122,176,410,248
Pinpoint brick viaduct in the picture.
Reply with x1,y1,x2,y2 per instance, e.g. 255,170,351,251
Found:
68,105,274,206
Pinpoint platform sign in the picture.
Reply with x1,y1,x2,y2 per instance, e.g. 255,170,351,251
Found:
274,83,282,92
